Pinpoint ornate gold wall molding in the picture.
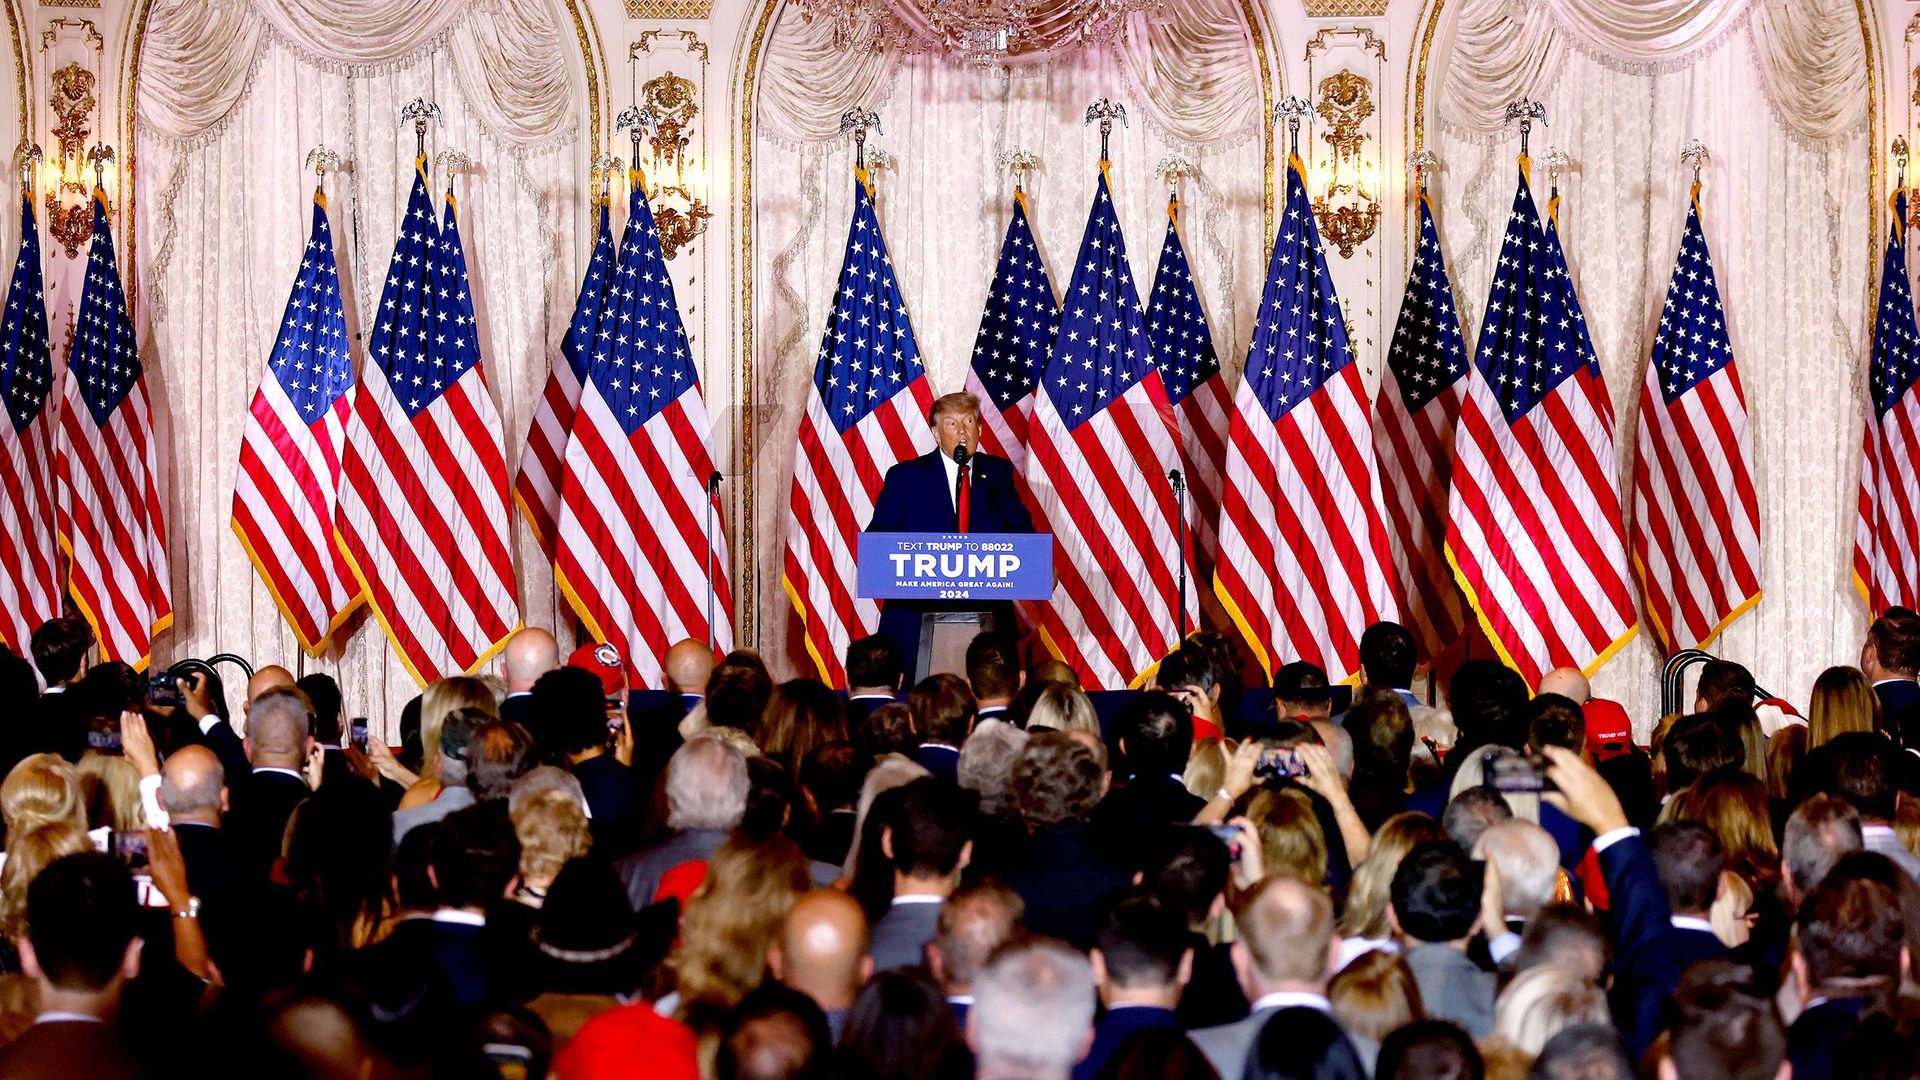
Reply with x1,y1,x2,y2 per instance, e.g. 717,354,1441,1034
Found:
1303,0,1386,15
628,0,716,19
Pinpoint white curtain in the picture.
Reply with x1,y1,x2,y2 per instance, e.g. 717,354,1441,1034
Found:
1430,0,1872,734
135,6,586,734
751,0,1272,678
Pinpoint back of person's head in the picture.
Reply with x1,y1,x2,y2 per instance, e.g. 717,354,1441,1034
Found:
1695,661,1756,713
1475,820,1560,920
1448,661,1529,746
1376,1020,1484,1080
1665,960,1784,1080
909,674,975,746
1328,950,1421,1043
967,632,1022,704
1525,694,1586,756
1796,875,1905,989
970,938,1095,1077
426,808,518,911
847,635,906,693
1661,712,1744,791
528,666,608,756
667,736,750,832
1344,687,1415,778
759,679,849,770
1138,828,1230,929
1784,793,1864,898
510,786,592,887
798,740,865,815
1823,731,1901,822
1649,821,1724,916
1391,841,1481,945
1246,787,1329,887
433,707,486,788
1092,1027,1217,1080
296,673,344,745
1835,994,1920,1080
1441,786,1511,851
859,702,918,759
1339,812,1446,941
467,720,536,801
1866,606,1920,677
1661,769,1778,886
24,852,137,992
838,970,971,1080
1511,904,1609,985
1114,692,1193,779
716,982,833,1080
1010,732,1105,830
1091,889,1190,992
1810,665,1880,749
248,686,313,765
1491,963,1610,1056
1024,681,1098,736
1274,661,1334,720
887,778,974,881
1,753,83,836
956,719,1027,818
1235,873,1336,989
933,879,1024,995
1360,621,1418,689
1243,1005,1367,1080
1528,1024,1632,1080
708,657,776,734
29,616,92,686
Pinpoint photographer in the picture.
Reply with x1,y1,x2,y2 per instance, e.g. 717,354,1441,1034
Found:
1195,730,1370,869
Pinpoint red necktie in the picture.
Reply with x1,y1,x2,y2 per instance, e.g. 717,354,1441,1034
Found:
956,464,971,533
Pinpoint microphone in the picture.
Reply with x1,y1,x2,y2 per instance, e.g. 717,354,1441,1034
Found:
707,471,723,494
1167,468,1185,491
952,445,972,467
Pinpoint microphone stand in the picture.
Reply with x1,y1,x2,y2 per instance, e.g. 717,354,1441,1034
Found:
1169,468,1187,640
706,471,722,651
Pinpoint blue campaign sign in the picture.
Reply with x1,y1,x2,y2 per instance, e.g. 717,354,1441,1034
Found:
856,532,1054,601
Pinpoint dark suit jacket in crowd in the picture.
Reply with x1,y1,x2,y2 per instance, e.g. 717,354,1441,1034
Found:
172,821,239,906
0,1018,144,1079
1597,830,1728,1059
1074,1005,1180,1080
228,769,311,879
868,898,943,973
1788,996,1871,1080
914,743,960,786
1000,823,1134,949
614,827,730,910
192,719,252,794
866,449,1034,663
1875,679,1920,749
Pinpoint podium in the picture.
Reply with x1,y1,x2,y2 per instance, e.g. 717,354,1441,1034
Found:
857,532,1053,681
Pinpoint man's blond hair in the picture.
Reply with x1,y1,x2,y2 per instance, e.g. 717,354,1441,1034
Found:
930,391,980,423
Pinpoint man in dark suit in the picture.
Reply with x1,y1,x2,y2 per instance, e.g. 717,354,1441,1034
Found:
1189,875,1346,1080
1099,693,1205,839
908,674,974,785
926,880,1026,1035
0,853,146,1079
843,635,905,733
627,638,713,784
173,669,251,788
867,391,1035,666
158,745,239,906
1075,890,1191,1080
966,631,1023,726
498,626,559,734
1000,734,1133,949
227,686,316,881
614,737,749,909
1862,606,1920,749
25,616,93,767
1787,875,1906,1080
869,778,971,972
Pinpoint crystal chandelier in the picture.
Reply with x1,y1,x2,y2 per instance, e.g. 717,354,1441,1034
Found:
796,0,1157,62
797,0,917,53
923,0,1028,66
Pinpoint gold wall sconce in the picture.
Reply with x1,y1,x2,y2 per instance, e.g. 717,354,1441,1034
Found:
1310,71,1379,260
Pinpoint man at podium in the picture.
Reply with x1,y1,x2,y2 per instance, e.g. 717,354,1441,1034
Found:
868,391,1035,665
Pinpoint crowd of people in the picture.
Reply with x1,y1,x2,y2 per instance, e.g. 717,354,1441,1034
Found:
1,607,1919,1080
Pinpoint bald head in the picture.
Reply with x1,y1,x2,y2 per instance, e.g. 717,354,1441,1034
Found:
1234,874,1336,993
770,889,870,1013
246,686,314,769
160,744,226,823
503,627,559,693
245,665,297,713
663,639,716,696
1537,666,1590,704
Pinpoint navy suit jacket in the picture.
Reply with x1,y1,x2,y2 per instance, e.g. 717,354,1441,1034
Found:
1788,997,1870,1080
1074,1005,1180,1080
867,450,1034,661
1598,832,1728,1059
1875,679,1920,749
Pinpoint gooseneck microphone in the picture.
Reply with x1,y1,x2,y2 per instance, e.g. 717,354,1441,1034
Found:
952,444,972,466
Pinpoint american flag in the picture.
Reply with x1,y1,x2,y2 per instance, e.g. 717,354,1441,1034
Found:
1146,198,1229,582
54,190,171,669
515,198,616,555
1631,187,1761,650
963,193,1056,475
1854,189,1920,613
554,182,736,687
783,172,934,686
1025,168,1195,689
1445,160,1637,686
0,195,58,652
335,159,519,684
1213,158,1397,681
231,190,360,655
1374,195,1469,660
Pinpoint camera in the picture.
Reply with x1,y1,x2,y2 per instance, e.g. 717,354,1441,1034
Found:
1253,747,1309,781
349,718,370,754
1483,750,1552,794
147,672,181,708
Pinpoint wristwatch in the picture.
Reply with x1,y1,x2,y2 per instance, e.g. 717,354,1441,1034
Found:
173,896,201,920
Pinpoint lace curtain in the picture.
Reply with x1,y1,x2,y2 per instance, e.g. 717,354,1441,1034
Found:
750,0,1271,678
135,10,587,734
1430,0,1872,733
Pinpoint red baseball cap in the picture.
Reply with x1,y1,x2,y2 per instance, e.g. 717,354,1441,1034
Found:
568,642,629,699
1582,698,1634,762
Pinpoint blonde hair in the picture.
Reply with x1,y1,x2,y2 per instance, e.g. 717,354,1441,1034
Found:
1710,870,1755,948
419,676,498,781
1491,963,1610,1056
1809,666,1879,750
0,824,91,940
1183,739,1229,802
1329,950,1422,1041
1,754,84,838
510,788,592,890
843,756,929,881
1247,787,1327,888
671,834,813,1016
1027,682,1099,736
77,751,145,832
1659,770,1779,888
1338,812,1445,939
